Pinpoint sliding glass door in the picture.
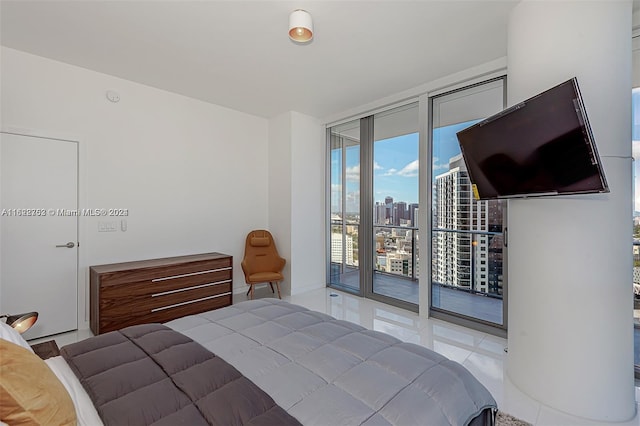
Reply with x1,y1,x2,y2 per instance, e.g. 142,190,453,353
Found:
371,104,419,305
430,78,507,330
328,103,419,309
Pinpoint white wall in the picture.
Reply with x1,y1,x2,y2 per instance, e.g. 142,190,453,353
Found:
290,111,325,294
267,111,325,296
267,112,293,294
506,1,635,421
1,47,270,328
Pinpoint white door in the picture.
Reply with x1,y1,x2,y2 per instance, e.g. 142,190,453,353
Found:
0,132,78,339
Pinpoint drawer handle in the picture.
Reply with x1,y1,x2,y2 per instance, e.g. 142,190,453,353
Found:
151,293,231,312
152,267,231,282
152,280,231,297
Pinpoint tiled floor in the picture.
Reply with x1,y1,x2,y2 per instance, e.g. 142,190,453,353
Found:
33,285,640,426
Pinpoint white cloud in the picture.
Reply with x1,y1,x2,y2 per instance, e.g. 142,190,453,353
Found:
397,160,419,177
380,159,420,177
432,157,449,172
374,162,384,170
346,165,360,182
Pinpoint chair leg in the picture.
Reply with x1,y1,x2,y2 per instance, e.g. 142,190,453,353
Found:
275,282,282,299
249,284,254,300
246,286,251,296
269,282,275,293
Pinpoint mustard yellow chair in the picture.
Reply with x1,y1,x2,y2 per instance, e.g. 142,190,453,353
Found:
241,230,286,299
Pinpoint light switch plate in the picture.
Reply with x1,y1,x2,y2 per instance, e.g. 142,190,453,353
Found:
98,221,118,232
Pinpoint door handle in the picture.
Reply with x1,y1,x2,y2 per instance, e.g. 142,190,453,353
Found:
55,242,75,248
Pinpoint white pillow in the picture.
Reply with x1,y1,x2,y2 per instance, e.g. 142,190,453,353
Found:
0,321,33,352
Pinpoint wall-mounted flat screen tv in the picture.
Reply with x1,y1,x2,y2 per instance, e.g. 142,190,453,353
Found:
456,78,608,200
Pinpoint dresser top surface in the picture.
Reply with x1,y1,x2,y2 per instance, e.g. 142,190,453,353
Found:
90,252,231,274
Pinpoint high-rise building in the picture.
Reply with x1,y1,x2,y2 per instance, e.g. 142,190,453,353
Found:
374,202,387,225
409,203,419,226
331,232,354,265
385,196,393,222
433,155,502,294
396,201,407,226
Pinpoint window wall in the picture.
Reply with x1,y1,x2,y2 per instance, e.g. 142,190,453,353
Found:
327,77,508,332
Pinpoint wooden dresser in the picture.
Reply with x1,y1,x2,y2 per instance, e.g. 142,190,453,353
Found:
90,252,232,334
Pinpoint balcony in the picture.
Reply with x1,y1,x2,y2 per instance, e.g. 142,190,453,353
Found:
330,264,502,324
330,224,504,326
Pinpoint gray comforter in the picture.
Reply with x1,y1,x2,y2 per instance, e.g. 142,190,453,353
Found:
165,298,497,426
61,323,301,425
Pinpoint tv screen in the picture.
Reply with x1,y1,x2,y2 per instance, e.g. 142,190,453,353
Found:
456,78,608,200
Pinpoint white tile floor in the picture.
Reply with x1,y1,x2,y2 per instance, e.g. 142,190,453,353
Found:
33,285,640,426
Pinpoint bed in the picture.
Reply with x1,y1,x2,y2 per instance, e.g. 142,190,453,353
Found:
0,298,497,426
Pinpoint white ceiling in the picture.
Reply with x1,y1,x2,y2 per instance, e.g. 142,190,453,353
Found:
0,1,632,120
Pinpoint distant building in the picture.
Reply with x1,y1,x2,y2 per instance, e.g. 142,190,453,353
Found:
331,232,354,266
385,196,393,223
395,201,407,226
433,155,502,294
409,203,419,227
374,202,387,225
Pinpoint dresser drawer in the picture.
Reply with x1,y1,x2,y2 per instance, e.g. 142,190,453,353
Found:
98,257,232,287
97,294,232,334
100,280,231,314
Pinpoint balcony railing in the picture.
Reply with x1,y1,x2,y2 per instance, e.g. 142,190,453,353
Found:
331,221,504,307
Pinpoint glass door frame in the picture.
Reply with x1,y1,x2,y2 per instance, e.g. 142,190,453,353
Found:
361,114,419,312
427,77,508,337
326,124,361,295
326,106,420,313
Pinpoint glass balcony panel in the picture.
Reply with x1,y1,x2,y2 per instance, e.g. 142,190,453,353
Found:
373,225,419,305
431,229,504,325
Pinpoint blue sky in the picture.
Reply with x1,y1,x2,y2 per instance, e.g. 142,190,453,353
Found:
331,135,420,213
372,134,419,205
432,120,478,180
332,120,479,213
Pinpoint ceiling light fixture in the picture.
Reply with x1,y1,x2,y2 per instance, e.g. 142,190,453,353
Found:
289,9,313,43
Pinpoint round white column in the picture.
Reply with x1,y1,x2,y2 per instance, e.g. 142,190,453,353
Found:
506,1,635,421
